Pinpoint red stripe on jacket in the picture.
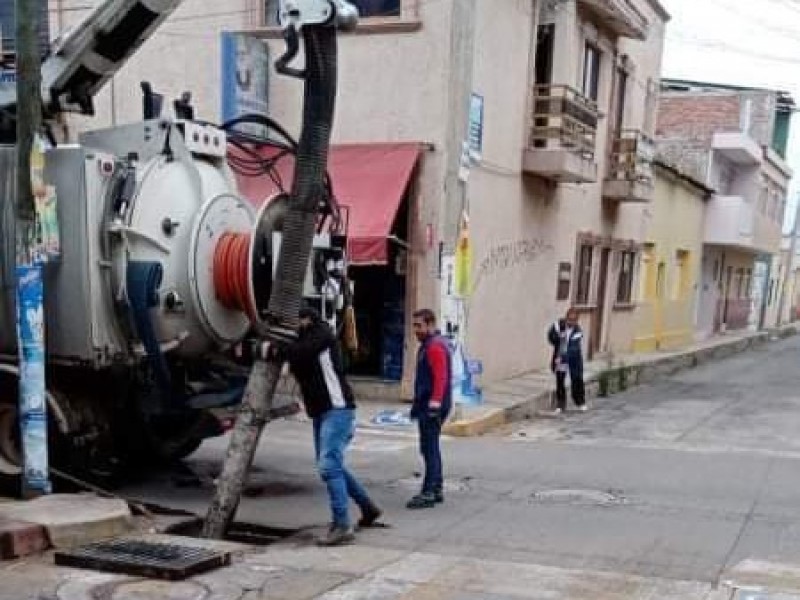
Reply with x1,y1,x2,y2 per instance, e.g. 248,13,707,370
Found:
426,340,448,409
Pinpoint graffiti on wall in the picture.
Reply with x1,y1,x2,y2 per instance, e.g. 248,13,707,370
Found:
472,238,554,293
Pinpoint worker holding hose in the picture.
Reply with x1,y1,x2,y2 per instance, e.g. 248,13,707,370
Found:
266,306,382,546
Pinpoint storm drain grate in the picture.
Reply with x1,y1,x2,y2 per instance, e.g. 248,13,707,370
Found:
54,538,231,580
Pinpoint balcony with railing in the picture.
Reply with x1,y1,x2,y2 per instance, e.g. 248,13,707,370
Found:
602,129,655,203
577,0,649,40
523,84,599,184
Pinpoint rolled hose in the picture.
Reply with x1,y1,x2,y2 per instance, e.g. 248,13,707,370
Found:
266,26,338,335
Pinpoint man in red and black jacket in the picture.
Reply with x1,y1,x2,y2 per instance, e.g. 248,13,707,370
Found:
408,309,452,509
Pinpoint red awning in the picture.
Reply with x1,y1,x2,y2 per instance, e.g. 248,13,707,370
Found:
234,143,421,266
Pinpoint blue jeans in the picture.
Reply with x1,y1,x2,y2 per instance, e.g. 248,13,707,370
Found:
418,415,443,494
313,408,373,528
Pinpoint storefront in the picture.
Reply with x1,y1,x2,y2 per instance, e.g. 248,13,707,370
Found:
236,142,422,381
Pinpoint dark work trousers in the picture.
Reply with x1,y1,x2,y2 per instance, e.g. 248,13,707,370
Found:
418,415,443,494
555,370,586,410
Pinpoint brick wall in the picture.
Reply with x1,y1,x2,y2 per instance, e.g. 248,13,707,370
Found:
656,94,742,141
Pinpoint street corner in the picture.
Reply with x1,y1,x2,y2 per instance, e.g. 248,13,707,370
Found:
442,407,506,437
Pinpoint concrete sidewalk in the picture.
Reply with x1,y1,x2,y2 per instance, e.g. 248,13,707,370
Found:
442,324,800,437
6,533,800,599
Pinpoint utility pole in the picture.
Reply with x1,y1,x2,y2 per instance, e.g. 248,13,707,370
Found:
16,0,40,235
15,0,51,498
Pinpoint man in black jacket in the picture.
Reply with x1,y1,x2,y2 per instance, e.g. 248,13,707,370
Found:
269,307,381,546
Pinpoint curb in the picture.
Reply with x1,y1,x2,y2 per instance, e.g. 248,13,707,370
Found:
442,325,799,438
0,518,49,560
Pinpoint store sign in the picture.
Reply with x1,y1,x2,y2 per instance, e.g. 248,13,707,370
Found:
221,32,270,137
468,93,484,161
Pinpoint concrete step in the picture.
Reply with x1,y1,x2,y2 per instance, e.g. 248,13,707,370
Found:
0,493,132,550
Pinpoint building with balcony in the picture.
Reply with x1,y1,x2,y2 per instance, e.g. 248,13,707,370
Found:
657,80,795,337
50,0,669,388
526,0,669,360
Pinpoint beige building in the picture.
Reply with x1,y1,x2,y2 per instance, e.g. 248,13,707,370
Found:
49,0,670,389
250,0,671,387
633,161,711,353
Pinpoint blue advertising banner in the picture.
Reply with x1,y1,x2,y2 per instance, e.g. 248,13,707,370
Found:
221,32,270,137
16,265,50,494
468,93,484,161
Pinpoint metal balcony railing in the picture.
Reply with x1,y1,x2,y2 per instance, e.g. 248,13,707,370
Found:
607,129,655,185
530,84,599,160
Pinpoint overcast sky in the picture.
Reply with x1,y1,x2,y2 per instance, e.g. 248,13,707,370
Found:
660,0,800,230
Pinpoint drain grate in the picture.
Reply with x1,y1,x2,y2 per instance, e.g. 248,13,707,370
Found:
54,538,231,581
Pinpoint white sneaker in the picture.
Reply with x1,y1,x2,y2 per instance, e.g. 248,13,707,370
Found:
552,408,563,416
577,405,589,413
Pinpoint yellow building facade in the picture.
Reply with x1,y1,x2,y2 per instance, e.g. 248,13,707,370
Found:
634,162,712,352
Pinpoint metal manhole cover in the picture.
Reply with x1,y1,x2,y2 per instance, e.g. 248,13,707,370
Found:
54,539,231,580
530,489,628,506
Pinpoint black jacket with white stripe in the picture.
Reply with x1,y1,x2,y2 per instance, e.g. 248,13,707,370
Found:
280,321,355,418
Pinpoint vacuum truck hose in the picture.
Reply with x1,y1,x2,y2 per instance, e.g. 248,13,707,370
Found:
265,26,337,334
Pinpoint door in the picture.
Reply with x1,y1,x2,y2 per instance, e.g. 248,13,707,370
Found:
535,24,554,85
591,248,611,356
721,265,733,330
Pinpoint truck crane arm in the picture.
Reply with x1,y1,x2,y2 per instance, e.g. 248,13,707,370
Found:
0,0,359,118
0,0,184,116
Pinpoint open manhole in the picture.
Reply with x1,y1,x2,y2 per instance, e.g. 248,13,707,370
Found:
167,519,300,546
54,539,231,581
529,489,628,506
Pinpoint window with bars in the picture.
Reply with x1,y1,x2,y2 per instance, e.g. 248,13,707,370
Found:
575,244,594,305
616,250,635,304
582,43,601,102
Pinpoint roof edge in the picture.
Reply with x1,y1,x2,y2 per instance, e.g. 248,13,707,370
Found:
654,159,715,196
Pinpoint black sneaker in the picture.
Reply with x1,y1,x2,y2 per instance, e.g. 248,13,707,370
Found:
406,493,436,510
317,524,355,547
358,504,383,528
433,489,444,504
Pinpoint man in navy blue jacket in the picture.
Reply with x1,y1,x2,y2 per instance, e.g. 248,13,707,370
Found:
547,307,587,414
408,309,452,509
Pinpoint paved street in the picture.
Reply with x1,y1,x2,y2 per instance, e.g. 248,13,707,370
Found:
6,335,800,598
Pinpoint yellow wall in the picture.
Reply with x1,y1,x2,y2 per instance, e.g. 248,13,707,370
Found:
634,166,707,352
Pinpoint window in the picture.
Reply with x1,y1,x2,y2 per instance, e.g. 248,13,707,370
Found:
735,268,745,298
556,262,572,301
640,243,655,301
612,67,628,137
582,43,601,102
265,0,401,24
616,250,635,304
744,268,752,298
576,244,594,305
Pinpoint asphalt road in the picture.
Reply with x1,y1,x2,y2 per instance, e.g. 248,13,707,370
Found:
121,334,800,591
